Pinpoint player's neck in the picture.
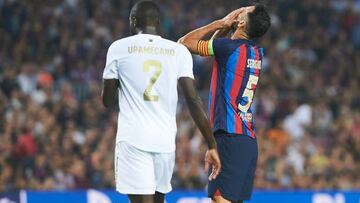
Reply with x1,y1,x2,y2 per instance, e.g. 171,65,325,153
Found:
136,26,159,36
231,29,250,40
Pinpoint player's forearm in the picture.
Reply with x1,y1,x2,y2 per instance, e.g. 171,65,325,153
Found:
178,20,226,54
179,78,217,149
211,28,231,39
182,20,226,40
186,97,217,149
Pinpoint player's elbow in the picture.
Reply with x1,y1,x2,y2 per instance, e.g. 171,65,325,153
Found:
178,36,190,48
178,37,198,54
177,37,186,45
185,96,202,111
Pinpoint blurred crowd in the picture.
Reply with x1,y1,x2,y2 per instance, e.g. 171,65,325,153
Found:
0,0,360,192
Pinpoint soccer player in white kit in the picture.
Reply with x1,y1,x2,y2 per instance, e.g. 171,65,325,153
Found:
101,1,221,203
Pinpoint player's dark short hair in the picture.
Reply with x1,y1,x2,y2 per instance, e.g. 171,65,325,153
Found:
246,4,271,39
130,0,160,28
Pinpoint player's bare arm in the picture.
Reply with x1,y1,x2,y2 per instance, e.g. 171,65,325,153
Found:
102,79,119,108
210,8,248,39
178,77,221,180
178,8,243,54
211,28,231,39
178,77,216,149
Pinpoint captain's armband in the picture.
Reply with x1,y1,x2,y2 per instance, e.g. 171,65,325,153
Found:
197,40,214,56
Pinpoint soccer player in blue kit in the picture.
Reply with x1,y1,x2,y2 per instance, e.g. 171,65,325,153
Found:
179,5,271,203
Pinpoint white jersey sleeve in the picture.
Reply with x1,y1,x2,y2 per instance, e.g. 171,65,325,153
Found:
176,45,194,79
103,41,123,79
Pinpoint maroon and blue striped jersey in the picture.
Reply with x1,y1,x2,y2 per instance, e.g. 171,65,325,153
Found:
203,38,264,138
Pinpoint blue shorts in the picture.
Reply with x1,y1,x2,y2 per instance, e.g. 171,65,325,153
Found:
208,132,258,202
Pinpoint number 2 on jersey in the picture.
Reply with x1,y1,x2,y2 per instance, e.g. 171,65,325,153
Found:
143,60,162,101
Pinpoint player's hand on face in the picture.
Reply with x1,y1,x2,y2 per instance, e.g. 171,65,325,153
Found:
221,8,245,28
204,148,221,181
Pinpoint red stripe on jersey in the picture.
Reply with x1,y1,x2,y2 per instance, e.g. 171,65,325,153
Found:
247,46,260,138
210,60,218,125
230,45,247,134
254,46,260,61
255,69,260,76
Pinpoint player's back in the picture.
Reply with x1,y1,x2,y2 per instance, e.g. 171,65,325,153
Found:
103,34,193,153
208,38,264,138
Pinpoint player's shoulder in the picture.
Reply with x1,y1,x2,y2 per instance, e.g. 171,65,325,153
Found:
213,37,234,45
156,37,191,57
214,37,257,45
214,38,263,51
212,38,238,52
108,36,135,50
247,41,264,56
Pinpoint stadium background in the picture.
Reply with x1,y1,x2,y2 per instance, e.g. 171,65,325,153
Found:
0,0,359,202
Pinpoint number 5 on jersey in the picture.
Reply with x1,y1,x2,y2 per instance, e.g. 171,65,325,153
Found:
143,60,162,101
238,75,258,112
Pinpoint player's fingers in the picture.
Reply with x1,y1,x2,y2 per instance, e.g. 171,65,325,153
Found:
214,165,221,178
212,152,221,170
225,8,242,20
232,8,243,14
226,9,237,16
210,156,221,180
209,165,220,180
231,8,244,16
209,168,216,180
211,170,218,180
228,12,239,19
233,8,246,20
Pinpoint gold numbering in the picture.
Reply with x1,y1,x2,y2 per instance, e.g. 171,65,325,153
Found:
143,60,162,101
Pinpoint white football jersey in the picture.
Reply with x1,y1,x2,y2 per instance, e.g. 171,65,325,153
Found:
103,33,194,153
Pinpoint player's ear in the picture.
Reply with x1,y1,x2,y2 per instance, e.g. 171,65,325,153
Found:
237,20,246,29
130,16,137,27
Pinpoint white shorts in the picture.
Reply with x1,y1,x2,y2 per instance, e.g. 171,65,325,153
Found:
114,141,175,195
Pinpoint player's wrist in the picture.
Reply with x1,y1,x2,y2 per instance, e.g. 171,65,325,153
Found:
213,20,227,29
207,141,217,149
